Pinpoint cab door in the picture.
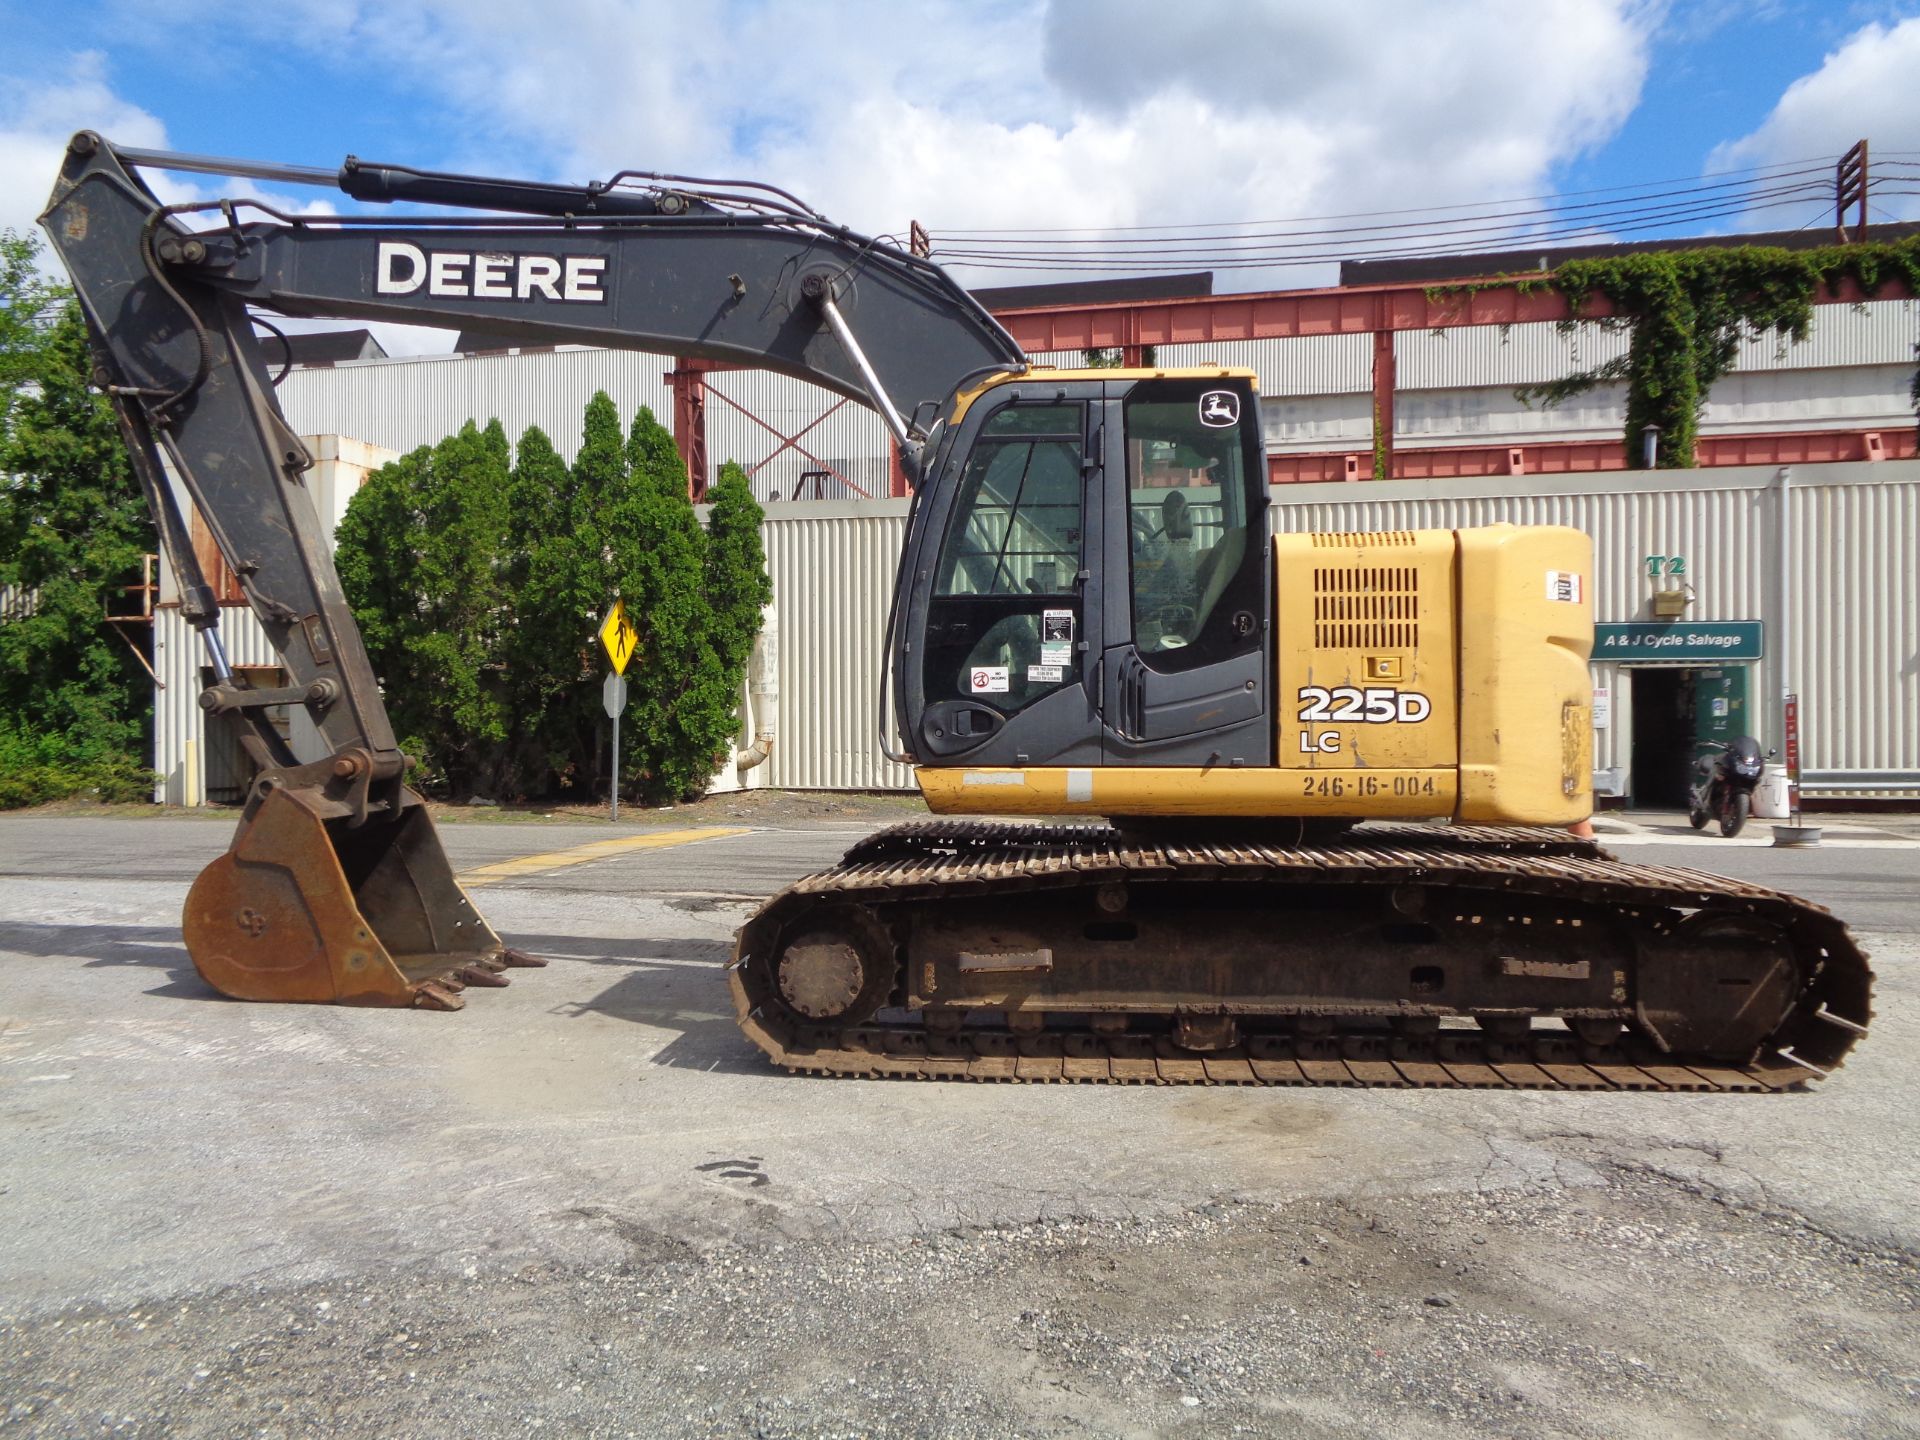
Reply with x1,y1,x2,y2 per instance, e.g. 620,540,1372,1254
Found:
898,380,1105,767
1097,376,1271,767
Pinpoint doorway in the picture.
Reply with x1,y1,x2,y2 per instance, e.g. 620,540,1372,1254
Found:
1628,665,1753,808
1629,668,1694,807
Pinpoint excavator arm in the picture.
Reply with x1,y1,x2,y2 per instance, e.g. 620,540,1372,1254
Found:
40,130,1022,1008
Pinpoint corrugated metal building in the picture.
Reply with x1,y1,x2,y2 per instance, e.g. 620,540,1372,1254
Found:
273,348,897,504
154,462,1919,804
151,295,1920,805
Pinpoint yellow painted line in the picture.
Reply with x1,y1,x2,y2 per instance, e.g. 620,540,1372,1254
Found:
459,827,752,886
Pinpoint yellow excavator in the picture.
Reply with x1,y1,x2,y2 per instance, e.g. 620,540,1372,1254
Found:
43,133,1871,1091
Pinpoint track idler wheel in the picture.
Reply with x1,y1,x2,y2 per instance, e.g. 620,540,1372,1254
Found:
768,906,896,1028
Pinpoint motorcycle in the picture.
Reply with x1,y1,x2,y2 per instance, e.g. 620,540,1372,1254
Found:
1688,735,1768,838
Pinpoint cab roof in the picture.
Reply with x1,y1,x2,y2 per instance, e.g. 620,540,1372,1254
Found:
948,364,1259,426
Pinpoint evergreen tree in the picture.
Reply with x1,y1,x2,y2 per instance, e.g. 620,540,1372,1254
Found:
336,422,511,797
500,422,578,797
333,390,772,809
614,405,717,802
537,391,630,793
703,460,773,683
0,234,155,805
701,460,772,776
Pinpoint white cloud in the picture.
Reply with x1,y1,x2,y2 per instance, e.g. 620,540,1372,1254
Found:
5,1,1659,354
0,49,452,352
0,51,170,242
1710,16,1920,225
122,0,1655,292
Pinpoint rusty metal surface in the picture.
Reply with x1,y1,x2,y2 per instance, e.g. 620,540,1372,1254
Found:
728,820,1873,1092
181,784,536,1008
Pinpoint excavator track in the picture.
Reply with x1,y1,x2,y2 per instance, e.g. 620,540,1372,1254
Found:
729,821,1873,1091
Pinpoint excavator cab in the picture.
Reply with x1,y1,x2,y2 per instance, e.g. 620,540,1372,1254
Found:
898,370,1270,772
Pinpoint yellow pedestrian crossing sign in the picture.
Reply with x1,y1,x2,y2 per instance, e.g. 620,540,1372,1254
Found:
599,600,638,675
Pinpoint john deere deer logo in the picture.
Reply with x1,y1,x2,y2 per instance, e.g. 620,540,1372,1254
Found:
1199,391,1239,427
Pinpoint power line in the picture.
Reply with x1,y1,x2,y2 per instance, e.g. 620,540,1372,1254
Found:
931,166,1918,276
937,186,1842,274
939,173,1831,255
931,155,1834,237
936,177,1830,262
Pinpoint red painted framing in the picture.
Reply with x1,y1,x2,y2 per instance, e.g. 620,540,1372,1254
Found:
1268,427,1916,484
990,272,1904,350
665,273,1914,493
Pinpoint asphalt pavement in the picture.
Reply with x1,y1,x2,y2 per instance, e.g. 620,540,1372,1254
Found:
1,805,1915,1438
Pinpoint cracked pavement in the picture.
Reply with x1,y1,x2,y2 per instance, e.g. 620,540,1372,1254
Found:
1,809,1916,1437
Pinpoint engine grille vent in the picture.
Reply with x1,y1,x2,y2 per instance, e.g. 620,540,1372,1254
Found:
1313,566,1419,649
1310,530,1417,548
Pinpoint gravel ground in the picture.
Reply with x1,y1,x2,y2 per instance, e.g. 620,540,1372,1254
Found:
4,1165,1916,1440
2,812,1916,1438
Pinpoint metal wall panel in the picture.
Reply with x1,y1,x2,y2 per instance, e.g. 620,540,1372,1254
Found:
277,348,676,460
758,501,915,790
280,322,1920,481
700,368,895,503
150,450,1918,802
1025,339,1373,395
1153,337,1375,395
1396,300,1919,389
152,605,294,805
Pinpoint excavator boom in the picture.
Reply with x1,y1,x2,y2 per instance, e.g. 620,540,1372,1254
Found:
42,131,1016,1009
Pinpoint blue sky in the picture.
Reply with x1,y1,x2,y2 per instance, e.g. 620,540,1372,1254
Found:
4,0,1916,345
1556,1,1918,201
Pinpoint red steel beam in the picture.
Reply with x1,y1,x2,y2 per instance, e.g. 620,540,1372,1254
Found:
667,359,713,500
1267,426,1916,484
662,275,1913,493
991,273,1909,353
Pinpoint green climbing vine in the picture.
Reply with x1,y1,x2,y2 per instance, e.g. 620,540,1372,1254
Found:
1516,238,1920,468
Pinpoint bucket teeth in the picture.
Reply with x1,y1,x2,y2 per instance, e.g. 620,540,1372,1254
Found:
501,947,549,969
414,981,467,1012
455,964,512,988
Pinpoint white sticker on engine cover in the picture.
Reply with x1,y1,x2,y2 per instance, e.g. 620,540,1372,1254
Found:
1547,570,1584,603
969,665,1010,694
1066,768,1094,802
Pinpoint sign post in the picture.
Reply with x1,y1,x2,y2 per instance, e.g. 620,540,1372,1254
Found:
599,601,638,822
602,672,629,820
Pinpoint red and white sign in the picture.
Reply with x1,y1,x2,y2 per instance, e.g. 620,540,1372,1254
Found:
1784,693,1801,817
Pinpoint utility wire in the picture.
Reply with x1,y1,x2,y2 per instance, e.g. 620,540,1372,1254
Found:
934,155,1833,237
936,177,1830,261
939,187,1839,273
933,168,1920,276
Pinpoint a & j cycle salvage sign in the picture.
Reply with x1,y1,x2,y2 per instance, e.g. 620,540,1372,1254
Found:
1593,621,1764,662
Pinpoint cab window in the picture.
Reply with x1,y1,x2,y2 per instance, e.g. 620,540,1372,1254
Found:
1124,381,1263,672
924,403,1085,715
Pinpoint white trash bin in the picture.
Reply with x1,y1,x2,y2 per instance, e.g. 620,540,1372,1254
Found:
1753,763,1791,819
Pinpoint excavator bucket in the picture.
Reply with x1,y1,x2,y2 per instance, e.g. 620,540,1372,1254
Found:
182,784,542,1009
